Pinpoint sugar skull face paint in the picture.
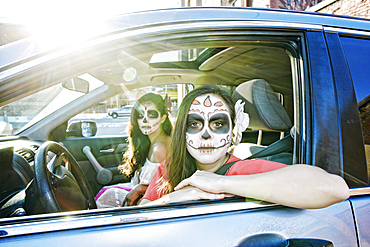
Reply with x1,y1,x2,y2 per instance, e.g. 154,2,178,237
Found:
186,94,232,164
137,102,162,135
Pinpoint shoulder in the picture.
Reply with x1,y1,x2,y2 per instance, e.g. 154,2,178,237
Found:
226,158,288,175
151,136,170,163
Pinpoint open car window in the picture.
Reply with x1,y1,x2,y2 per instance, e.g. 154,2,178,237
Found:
0,29,303,220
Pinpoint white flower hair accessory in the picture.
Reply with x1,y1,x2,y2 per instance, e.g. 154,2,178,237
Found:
232,99,249,146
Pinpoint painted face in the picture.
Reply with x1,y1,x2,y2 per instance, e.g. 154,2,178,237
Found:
137,102,162,135
186,94,232,164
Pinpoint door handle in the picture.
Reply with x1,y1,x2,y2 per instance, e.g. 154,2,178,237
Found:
237,233,333,247
83,146,113,185
100,147,115,153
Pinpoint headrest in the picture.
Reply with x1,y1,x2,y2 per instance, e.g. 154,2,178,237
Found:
232,79,292,132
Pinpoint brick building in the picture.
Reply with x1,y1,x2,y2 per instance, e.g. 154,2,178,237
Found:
306,0,370,18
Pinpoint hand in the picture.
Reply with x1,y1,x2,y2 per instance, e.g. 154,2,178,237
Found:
122,184,148,206
174,170,226,194
164,186,228,204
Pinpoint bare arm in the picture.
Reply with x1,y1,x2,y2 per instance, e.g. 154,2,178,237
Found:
123,184,148,206
174,164,349,209
139,186,228,206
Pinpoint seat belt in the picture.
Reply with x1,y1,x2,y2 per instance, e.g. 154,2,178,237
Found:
216,134,293,175
215,161,238,175
246,134,293,159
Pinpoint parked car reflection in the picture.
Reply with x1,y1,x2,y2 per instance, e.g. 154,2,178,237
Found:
108,105,133,119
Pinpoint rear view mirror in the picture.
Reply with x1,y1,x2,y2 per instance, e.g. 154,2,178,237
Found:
62,77,89,93
66,121,97,137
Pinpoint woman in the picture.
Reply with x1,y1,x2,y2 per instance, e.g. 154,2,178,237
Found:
96,93,172,207
140,85,349,209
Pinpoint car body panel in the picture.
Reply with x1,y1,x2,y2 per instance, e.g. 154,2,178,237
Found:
0,200,357,246
324,31,369,186
0,7,369,246
350,194,370,246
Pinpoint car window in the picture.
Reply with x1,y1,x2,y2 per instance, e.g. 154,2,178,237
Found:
1,29,303,221
67,84,188,137
0,74,104,136
340,36,370,167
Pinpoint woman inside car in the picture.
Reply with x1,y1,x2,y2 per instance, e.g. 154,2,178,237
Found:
95,93,172,207
139,85,350,209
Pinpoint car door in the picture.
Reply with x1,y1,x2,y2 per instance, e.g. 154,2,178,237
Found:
332,30,370,246
0,200,357,246
62,132,129,195
61,96,132,194
0,8,367,246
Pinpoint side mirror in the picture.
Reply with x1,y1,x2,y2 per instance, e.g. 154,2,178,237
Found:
66,121,97,137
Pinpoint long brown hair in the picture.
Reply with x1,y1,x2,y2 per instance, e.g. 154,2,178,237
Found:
165,85,235,193
119,93,172,177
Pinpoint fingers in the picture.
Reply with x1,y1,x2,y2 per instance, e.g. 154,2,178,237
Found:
169,186,227,203
174,170,220,191
174,170,203,190
199,192,225,200
126,193,136,206
186,186,225,200
122,197,128,207
123,191,134,206
125,190,144,206
174,178,190,191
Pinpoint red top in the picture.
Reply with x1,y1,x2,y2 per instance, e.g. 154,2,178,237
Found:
142,155,288,202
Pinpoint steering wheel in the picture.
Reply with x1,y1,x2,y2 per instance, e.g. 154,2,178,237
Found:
34,141,97,213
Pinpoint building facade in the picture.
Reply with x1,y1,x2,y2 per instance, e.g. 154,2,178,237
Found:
306,0,370,18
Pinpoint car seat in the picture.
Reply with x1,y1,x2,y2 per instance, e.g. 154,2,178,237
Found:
231,79,294,164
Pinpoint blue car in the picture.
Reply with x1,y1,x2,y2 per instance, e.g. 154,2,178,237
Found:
0,7,369,246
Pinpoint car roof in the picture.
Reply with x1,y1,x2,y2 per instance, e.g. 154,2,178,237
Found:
1,7,370,107
1,7,370,70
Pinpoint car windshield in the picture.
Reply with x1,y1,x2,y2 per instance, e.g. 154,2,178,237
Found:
0,74,104,135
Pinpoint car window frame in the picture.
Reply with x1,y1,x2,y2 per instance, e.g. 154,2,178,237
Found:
0,21,338,232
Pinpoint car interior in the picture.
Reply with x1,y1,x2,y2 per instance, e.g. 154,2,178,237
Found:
0,33,301,218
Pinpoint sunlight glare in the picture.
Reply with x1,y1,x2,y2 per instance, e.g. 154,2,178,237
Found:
1,0,180,47
21,1,112,47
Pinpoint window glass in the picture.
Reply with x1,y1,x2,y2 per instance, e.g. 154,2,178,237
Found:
68,84,189,137
341,36,370,166
0,34,298,221
0,73,103,136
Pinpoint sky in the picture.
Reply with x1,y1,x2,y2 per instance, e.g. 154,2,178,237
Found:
0,0,181,23
0,0,181,42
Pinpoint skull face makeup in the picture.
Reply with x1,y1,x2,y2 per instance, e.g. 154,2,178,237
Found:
137,102,163,135
186,94,232,164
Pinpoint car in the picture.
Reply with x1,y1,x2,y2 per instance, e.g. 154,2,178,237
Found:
108,105,134,118
0,7,369,246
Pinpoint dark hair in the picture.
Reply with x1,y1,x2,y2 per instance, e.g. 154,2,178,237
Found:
165,85,235,192
119,93,172,177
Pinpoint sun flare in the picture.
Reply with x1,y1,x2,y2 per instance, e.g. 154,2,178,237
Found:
1,0,178,47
